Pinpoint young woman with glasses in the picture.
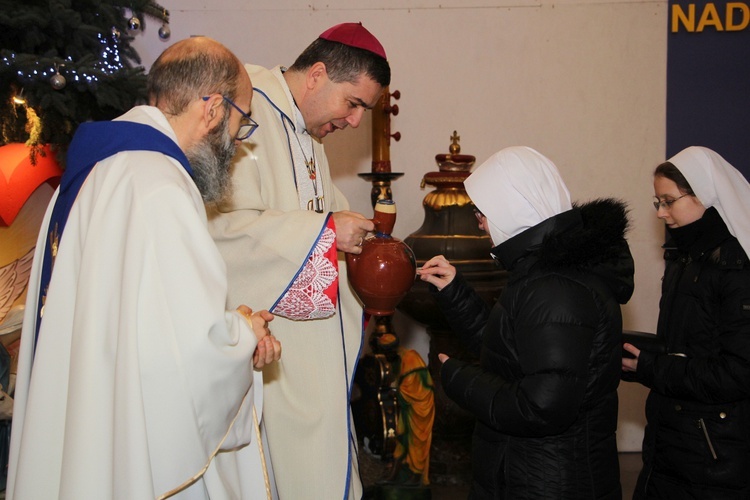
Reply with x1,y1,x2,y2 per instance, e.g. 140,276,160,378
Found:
622,146,750,499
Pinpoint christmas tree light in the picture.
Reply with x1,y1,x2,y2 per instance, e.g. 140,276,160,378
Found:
0,0,171,166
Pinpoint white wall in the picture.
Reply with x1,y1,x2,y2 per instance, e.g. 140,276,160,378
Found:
132,0,667,451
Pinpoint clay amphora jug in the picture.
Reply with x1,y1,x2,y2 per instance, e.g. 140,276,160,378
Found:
346,200,417,316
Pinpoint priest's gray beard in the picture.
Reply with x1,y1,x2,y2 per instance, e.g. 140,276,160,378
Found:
187,112,236,203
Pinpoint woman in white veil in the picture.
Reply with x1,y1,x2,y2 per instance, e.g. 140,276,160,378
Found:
622,146,750,499
463,146,571,248
419,146,633,499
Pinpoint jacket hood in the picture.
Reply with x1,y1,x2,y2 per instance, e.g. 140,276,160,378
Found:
493,198,634,303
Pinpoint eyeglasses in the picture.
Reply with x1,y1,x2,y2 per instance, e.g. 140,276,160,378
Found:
473,207,485,222
202,95,259,140
653,193,690,211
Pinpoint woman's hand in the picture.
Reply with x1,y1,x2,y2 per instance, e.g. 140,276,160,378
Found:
621,342,640,372
417,255,457,291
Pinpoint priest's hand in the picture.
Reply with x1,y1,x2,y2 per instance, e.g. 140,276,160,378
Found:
417,255,456,291
253,334,282,369
237,306,282,368
333,210,375,254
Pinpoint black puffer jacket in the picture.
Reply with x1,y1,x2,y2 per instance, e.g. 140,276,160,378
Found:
436,199,634,499
631,207,750,499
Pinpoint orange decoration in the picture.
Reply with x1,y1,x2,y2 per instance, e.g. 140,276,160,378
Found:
0,143,62,227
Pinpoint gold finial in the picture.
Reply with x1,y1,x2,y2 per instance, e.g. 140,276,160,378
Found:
449,131,461,155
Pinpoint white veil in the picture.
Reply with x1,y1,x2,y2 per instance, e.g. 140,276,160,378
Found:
464,146,572,245
668,146,750,255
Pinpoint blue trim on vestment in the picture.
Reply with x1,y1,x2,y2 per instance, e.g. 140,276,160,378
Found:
341,308,366,500
252,87,300,193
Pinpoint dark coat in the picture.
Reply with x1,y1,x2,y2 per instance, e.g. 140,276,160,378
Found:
630,207,750,499
435,199,634,499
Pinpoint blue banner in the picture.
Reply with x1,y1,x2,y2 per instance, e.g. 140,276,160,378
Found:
667,0,750,178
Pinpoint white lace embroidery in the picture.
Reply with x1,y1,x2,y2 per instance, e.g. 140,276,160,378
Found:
273,227,337,320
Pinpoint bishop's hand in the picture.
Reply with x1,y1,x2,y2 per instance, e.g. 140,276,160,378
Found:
333,210,375,254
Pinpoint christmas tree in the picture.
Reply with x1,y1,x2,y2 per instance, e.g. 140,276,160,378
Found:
0,0,171,165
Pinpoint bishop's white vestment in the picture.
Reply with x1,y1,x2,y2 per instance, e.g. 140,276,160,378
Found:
208,64,364,500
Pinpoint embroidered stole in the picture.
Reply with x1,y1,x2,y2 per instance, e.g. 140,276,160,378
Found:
35,121,192,346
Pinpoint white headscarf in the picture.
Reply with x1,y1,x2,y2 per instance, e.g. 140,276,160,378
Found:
464,146,572,246
668,146,750,255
